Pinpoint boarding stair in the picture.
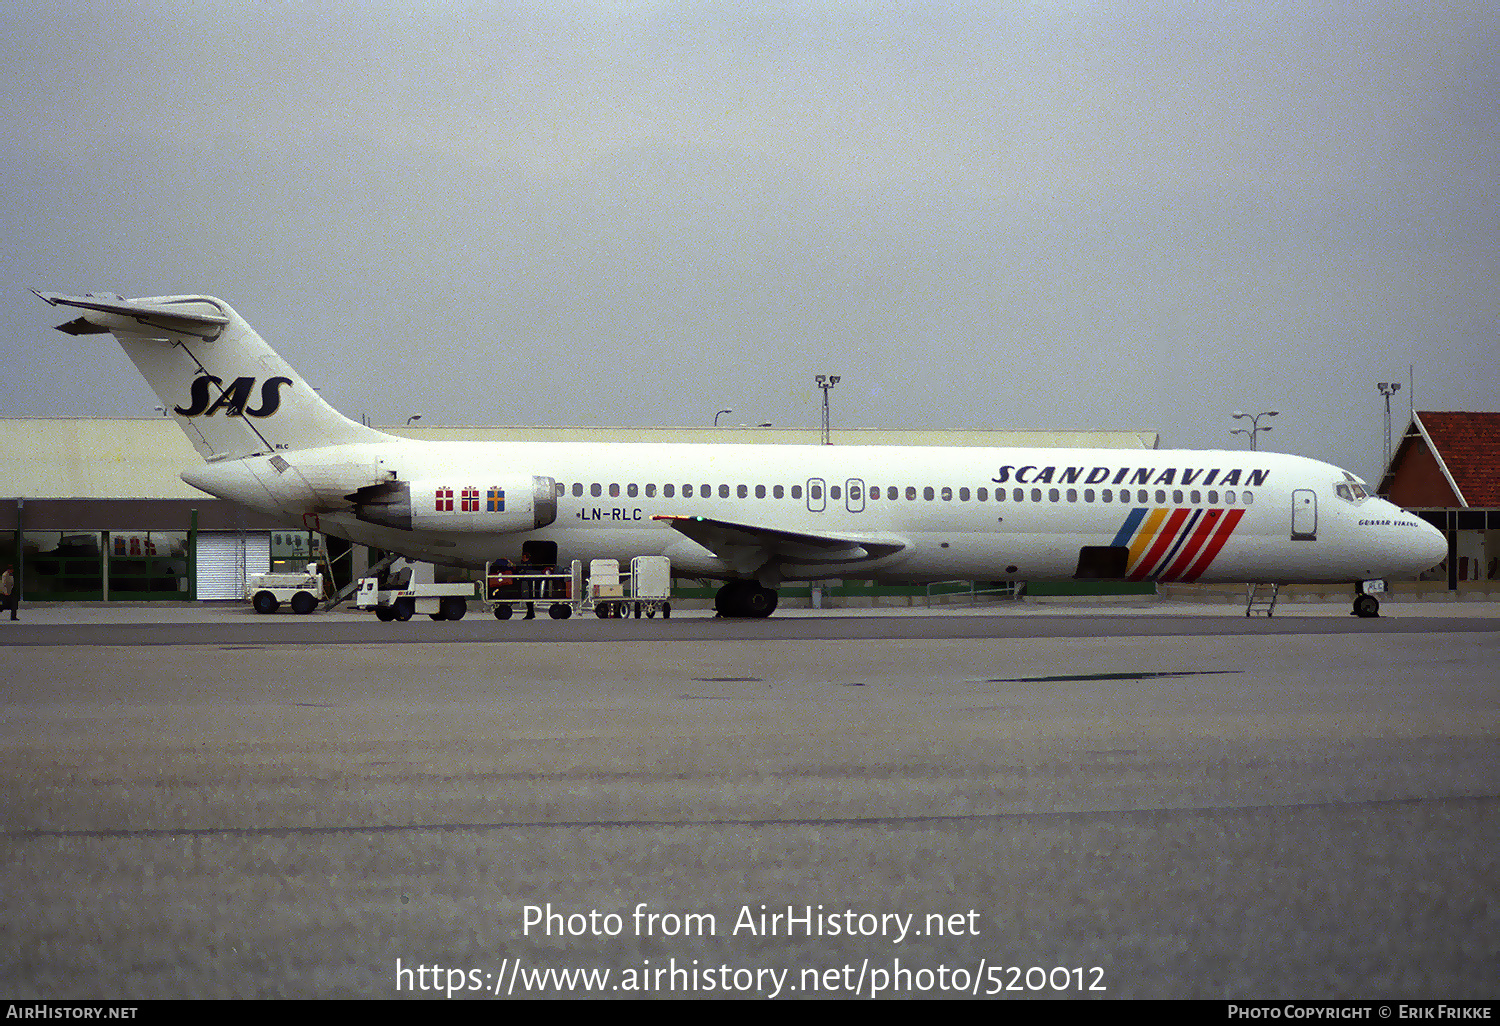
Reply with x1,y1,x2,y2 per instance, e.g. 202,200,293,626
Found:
1244,582,1280,617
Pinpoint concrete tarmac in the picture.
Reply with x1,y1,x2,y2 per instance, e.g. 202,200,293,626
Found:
1,603,1496,999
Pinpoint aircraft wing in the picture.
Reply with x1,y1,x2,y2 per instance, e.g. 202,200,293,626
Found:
33,291,228,337
652,514,908,578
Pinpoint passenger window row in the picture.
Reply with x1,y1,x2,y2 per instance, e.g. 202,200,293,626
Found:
555,481,1255,506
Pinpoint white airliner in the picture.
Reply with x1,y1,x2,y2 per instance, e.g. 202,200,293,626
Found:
35,290,1446,618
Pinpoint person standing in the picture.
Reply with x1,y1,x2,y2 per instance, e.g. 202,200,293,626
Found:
1,565,16,621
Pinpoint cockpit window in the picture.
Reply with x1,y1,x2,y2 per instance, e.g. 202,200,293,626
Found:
1335,481,1369,503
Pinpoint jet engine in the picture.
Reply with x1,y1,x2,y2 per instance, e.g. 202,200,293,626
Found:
348,476,557,533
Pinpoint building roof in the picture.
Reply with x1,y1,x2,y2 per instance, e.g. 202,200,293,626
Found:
1,419,1159,500
1380,411,1500,508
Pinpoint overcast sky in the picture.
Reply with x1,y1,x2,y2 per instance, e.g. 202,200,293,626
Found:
2,0,1495,483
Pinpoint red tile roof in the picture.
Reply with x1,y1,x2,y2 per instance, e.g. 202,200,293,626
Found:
1418,411,1500,507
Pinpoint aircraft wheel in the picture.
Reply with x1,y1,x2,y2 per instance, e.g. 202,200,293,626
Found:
252,591,279,615
746,586,778,618
393,598,414,622
494,604,513,620
290,591,317,615
549,603,572,619
1353,593,1380,618
441,597,467,621
375,606,395,622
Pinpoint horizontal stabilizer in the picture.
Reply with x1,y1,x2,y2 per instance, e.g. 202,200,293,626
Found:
33,290,229,338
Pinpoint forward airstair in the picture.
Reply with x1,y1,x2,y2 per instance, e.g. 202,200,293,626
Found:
1245,582,1279,617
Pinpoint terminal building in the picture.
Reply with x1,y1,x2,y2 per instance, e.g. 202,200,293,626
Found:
1,419,1160,605
1377,411,1500,594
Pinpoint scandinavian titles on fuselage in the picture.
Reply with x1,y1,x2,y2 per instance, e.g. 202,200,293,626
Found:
991,465,1271,487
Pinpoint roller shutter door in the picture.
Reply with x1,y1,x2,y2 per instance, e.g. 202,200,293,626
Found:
196,532,271,600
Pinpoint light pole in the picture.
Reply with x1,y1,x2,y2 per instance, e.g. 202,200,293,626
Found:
815,374,840,445
1231,410,1277,450
1377,382,1401,470
714,410,732,427
406,415,422,426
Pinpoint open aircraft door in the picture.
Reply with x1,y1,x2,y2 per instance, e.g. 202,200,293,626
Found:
1292,489,1317,540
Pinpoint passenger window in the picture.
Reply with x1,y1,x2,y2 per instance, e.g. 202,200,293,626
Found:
645,483,657,498
572,483,584,497
1067,489,1077,502
791,485,802,499
977,487,988,501
1015,488,1024,502
959,487,970,501
609,483,620,497
923,486,935,500
867,486,878,501
1225,490,1236,504
719,484,730,498
1244,491,1254,505
1190,490,1200,504
830,485,841,500
664,484,674,498
888,487,898,500
683,484,693,497
591,483,602,498
940,486,952,501
1172,489,1182,504
1084,489,1094,502
1031,488,1042,502
774,485,785,499
755,484,765,498
1155,490,1166,504
628,483,638,498
555,482,565,496
1207,490,1217,503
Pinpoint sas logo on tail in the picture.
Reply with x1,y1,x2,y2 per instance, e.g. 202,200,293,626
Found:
174,375,293,418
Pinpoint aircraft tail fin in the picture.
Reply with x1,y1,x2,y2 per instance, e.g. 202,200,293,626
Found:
34,291,393,460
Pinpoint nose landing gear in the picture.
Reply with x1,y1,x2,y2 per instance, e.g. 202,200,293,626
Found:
1352,592,1380,618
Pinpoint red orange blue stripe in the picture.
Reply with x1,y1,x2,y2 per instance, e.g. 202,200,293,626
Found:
1112,507,1246,582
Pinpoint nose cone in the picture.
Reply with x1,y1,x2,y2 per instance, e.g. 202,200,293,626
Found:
1412,517,1448,574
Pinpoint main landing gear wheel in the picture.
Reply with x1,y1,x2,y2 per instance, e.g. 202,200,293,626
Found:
714,580,779,618
1352,593,1380,618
